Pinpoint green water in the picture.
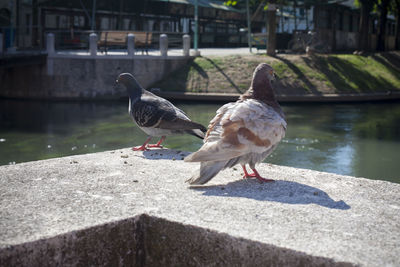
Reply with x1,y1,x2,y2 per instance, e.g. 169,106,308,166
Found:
1,99,400,184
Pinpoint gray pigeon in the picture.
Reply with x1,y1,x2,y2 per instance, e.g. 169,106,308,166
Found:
184,63,287,184
117,73,207,151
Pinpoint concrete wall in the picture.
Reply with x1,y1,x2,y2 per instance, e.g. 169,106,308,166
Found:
0,55,191,99
1,214,350,267
1,148,399,266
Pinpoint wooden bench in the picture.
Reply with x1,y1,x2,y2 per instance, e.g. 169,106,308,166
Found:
98,31,153,54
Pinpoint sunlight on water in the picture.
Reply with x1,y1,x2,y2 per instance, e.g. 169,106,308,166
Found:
0,99,400,184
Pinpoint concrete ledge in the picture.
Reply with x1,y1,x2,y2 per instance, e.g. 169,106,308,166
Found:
49,52,196,60
1,148,399,266
1,214,352,266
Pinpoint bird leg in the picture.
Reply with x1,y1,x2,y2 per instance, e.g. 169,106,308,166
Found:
242,165,252,178
132,137,152,151
242,165,274,183
147,136,166,148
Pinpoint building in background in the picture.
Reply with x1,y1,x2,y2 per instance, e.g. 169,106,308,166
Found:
0,0,397,52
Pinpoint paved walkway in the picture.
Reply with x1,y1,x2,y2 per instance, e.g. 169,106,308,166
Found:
55,47,264,57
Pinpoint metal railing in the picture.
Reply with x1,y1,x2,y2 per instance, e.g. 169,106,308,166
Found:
1,28,192,57
45,32,192,57
0,27,188,52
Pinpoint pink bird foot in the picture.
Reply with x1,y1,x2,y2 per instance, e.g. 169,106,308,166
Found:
132,137,152,151
242,165,274,183
147,136,166,149
132,145,149,151
132,136,166,151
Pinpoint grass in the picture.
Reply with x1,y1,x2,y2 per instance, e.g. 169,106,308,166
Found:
152,51,400,95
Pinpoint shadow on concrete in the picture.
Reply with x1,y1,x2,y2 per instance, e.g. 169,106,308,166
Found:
192,179,350,210
151,58,210,93
0,213,354,266
140,149,190,160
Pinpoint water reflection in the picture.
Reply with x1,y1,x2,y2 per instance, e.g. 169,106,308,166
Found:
0,99,399,184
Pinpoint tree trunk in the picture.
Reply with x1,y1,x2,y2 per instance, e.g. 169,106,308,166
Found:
280,4,284,32
117,0,124,30
267,1,277,56
305,6,309,30
331,6,337,51
32,0,38,47
376,0,389,51
293,0,297,31
358,0,373,51
395,1,400,50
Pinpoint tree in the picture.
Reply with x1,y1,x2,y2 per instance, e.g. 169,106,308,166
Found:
266,0,278,55
225,0,286,56
226,0,342,54
376,0,390,51
356,0,375,51
32,0,39,47
390,0,400,49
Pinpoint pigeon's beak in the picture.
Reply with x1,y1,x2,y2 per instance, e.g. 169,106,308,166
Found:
273,72,279,80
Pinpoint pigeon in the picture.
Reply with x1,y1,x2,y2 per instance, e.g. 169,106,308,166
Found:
184,63,286,185
116,73,207,151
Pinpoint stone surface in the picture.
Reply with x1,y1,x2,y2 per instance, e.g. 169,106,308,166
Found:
0,56,191,99
0,148,399,266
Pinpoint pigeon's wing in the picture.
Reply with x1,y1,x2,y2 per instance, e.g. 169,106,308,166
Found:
133,92,206,131
185,99,286,162
145,90,190,118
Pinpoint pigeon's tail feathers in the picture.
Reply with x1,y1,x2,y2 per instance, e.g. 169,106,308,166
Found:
186,161,226,185
187,129,205,139
188,121,207,133
159,119,207,132
184,144,242,162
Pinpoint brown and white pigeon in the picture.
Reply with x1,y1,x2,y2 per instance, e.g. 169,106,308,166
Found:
184,63,286,184
117,73,207,151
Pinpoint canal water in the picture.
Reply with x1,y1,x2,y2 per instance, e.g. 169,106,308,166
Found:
0,99,399,184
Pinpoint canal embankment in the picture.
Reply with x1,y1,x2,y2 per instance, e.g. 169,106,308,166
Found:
0,148,399,266
1,49,400,102
0,53,191,99
155,90,400,102
152,51,400,102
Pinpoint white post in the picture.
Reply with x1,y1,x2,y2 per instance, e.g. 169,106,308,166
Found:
127,33,135,56
46,33,55,55
89,33,98,56
160,34,168,57
183,34,190,57
0,33,3,54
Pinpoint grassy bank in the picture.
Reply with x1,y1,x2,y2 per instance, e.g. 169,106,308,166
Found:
153,52,400,95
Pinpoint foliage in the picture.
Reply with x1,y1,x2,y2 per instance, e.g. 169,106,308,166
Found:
224,0,239,6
